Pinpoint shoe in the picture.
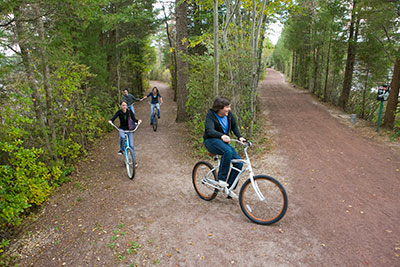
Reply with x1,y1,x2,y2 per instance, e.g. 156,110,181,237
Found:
217,180,229,188
135,163,138,168
158,116,160,119
117,151,123,155
150,122,153,125
224,187,238,199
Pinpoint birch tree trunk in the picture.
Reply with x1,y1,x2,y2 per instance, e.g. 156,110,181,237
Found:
250,0,267,131
213,0,219,97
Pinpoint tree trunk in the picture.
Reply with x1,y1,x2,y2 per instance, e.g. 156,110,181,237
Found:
33,4,57,158
116,25,121,102
290,50,296,83
176,0,189,122
323,32,332,102
361,69,369,119
249,0,267,131
312,47,319,94
162,6,177,101
339,0,359,110
383,58,400,128
14,5,52,154
213,0,219,97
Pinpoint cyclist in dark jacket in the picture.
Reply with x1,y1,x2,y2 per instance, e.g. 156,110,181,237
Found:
122,88,141,115
108,100,141,156
203,97,246,198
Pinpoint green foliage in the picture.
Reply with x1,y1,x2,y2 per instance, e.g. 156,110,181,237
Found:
273,0,399,129
0,139,53,227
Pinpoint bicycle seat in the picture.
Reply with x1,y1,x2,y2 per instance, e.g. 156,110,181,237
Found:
206,151,216,157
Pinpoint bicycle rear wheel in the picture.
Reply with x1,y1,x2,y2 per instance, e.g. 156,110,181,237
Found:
152,108,158,131
192,161,218,201
126,148,136,179
239,175,288,225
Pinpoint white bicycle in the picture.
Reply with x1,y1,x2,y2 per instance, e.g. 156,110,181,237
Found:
192,139,288,225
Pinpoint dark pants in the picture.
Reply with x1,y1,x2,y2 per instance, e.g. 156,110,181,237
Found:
204,138,243,187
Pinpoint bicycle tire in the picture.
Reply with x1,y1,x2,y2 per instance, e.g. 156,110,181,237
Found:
126,148,136,179
152,108,158,131
239,175,288,225
192,161,218,201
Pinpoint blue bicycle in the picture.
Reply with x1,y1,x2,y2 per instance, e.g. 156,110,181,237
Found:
111,122,141,179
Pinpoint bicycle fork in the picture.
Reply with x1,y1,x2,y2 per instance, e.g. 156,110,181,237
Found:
249,166,265,202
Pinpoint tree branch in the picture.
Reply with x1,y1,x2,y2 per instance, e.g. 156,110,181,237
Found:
382,25,393,45
6,44,20,55
375,35,394,64
0,19,15,27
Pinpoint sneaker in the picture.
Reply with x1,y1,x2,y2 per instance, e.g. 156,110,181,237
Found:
135,163,138,168
217,180,229,188
158,116,160,119
224,187,238,199
117,151,123,155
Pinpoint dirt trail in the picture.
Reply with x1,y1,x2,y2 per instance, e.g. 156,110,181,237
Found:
8,73,400,266
259,69,400,266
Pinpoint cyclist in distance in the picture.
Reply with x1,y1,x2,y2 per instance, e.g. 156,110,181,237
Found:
140,86,163,125
203,97,246,198
122,88,141,115
108,100,142,155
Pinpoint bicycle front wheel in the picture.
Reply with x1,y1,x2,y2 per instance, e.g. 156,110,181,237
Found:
126,148,136,179
152,108,158,131
239,175,288,225
192,161,218,201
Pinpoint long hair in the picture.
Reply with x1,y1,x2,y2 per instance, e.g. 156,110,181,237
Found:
152,87,159,94
212,97,230,112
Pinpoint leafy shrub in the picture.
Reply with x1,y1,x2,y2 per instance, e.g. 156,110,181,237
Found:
0,140,54,227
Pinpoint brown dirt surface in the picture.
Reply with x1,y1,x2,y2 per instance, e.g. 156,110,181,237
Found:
6,71,400,266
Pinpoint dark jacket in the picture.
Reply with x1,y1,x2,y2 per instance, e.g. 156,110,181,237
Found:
110,109,138,130
203,109,242,140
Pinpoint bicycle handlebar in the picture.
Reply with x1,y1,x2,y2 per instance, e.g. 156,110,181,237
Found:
110,121,141,133
231,139,252,147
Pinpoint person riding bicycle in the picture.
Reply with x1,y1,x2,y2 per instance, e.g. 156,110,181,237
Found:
108,100,142,157
140,86,163,125
203,97,246,198
122,88,141,115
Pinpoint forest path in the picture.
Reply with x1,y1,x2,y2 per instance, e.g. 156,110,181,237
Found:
259,68,400,266
9,71,400,266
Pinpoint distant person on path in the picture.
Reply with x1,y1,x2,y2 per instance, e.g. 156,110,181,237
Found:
108,100,142,156
203,97,246,198
122,88,141,115
140,87,163,125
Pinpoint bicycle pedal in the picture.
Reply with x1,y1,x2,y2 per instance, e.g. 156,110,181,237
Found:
217,181,229,187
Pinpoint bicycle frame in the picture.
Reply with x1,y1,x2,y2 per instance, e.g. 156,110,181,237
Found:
110,122,141,153
204,140,266,201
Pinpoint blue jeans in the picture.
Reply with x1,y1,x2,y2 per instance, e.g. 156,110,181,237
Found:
128,104,135,115
119,130,136,161
150,103,160,124
204,138,243,187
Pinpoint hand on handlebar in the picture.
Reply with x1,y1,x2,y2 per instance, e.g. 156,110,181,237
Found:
221,135,230,143
239,137,246,144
